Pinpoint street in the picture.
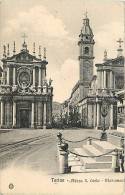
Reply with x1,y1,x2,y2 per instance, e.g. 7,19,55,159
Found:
0,129,58,174
0,128,101,174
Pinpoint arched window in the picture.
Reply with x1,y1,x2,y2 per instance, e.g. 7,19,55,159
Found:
84,47,89,54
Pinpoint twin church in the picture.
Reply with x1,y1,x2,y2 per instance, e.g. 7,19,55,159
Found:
0,12,124,130
0,40,53,129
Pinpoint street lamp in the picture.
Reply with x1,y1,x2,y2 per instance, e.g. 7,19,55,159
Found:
100,98,109,141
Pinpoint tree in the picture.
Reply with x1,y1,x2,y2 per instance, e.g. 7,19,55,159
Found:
68,105,81,127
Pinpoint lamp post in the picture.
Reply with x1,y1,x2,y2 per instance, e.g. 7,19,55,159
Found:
100,98,109,141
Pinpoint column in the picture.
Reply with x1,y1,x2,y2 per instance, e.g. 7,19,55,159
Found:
47,102,52,128
93,104,96,128
1,101,4,127
37,102,42,128
31,102,34,128
103,70,106,88
6,102,10,127
38,68,42,87
7,67,10,85
13,67,16,85
113,74,115,89
110,71,113,89
101,71,104,89
42,68,46,81
43,102,46,129
109,104,114,129
88,104,93,127
97,71,100,88
13,102,16,128
96,103,100,129
38,67,42,93
33,67,35,86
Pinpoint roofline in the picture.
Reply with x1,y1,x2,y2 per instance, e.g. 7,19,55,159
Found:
95,56,124,67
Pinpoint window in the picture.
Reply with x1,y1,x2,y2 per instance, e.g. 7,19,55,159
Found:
84,47,89,54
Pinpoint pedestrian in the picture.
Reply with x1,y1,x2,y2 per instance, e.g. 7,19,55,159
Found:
119,150,124,173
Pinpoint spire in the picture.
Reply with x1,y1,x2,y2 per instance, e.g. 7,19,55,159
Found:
80,11,93,37
3,45,6,58
117,38,123,57
38,45,41,59
33,42,36,56
104,50,108,61
13,41,16,55
43,47,46,60
7,44,10,57
83,10,89,26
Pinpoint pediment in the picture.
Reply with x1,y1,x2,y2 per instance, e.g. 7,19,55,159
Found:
6,51,40,63
15,52,34,62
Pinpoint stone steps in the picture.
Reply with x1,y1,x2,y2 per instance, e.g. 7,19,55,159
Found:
92,141,119,153
74,148,112,169
68,140,123,172
83,145,112,162
107,133,124,147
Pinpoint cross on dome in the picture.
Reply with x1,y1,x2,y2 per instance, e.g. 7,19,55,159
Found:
117,38,123,57
21,33,28,43
84,10,88,18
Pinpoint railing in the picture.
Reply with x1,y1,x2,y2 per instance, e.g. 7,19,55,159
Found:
57,132,124,174
88,88,113,96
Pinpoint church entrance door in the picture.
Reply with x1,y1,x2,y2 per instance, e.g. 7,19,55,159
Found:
20,109,30,128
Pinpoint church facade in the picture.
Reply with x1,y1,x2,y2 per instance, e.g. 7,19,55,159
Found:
79,54,124,129
61,14,124,130
0,41,53,129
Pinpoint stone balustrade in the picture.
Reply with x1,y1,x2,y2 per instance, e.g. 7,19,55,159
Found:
0,83,53,96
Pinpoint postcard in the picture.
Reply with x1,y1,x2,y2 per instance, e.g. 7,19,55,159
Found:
0,0,125,195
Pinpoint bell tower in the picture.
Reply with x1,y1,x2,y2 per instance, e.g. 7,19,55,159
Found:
78,13,95,99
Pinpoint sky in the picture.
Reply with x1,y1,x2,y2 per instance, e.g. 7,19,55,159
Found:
0,0,124,102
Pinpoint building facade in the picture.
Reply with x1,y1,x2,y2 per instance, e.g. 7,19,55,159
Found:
62,14,124,130
0,41,53,129
79,53,124,129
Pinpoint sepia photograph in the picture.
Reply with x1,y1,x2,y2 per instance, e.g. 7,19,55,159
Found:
0,0,125,195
